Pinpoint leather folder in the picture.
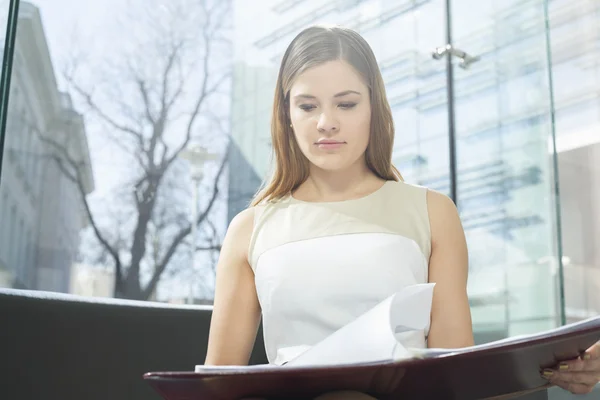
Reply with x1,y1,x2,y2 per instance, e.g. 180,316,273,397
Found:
144,316,600,399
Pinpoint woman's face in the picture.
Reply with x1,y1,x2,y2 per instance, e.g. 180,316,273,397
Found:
288,60,371,173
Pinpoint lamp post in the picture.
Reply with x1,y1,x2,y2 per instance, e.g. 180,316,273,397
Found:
178,144,218,304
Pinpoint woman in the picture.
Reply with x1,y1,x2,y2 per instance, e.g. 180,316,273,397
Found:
204,25,600,397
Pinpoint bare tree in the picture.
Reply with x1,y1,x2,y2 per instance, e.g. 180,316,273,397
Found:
35,0,233,300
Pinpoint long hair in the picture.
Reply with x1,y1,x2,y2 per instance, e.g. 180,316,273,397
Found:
251,25,402,206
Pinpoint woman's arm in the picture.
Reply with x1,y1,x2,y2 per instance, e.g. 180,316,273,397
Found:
426,190,474,349
204,208,262,365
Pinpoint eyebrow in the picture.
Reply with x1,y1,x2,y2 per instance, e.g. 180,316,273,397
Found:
292,90,362,100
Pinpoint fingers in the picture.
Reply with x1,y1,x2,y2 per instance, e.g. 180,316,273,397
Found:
550,379,595,395
556,359,586,372
540,347,600,395
545,371,599,386
551,354,600,373
542,367,599,395
583,342,600,360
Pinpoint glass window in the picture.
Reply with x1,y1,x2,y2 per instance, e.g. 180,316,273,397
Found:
0,0,597,344
8,204,16,270
0,192,8,271
16,217,24,282
0,0,233,303
549,0,600,324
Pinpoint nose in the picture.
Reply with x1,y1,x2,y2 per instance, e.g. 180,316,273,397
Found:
317,111,339,133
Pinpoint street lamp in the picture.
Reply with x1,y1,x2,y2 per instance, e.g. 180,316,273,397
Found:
178,144,218,304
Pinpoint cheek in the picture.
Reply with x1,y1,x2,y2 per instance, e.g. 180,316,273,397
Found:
290,113,314,145
350,109,371,146
291,126,313,155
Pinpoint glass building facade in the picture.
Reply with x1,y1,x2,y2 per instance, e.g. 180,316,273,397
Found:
229,0,600,343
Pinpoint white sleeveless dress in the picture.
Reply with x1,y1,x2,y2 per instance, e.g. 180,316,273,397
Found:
248,180,432,365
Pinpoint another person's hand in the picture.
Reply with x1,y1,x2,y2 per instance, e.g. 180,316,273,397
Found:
542,342,600,394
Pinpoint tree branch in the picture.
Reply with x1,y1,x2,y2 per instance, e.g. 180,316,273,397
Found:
143,144,229,299
53,0,233,300
164,4,227,168
134,75,156,126
160,38,184,116
35,127,123,280
65,74,146,150
196,245,222,252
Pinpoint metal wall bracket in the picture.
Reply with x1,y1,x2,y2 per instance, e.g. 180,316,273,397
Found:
432,44,480,69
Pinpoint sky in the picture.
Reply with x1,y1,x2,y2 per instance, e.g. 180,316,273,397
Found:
28,0,139,193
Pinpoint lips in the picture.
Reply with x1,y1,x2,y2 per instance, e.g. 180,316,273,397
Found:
315,139,346,150
316,140,345,145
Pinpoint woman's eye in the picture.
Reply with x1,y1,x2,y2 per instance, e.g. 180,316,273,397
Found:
299,104,316,112
339,102,357,109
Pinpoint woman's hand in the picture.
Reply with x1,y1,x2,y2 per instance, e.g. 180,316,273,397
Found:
542,342,600,394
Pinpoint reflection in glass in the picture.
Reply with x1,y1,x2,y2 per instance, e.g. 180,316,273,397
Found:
0,0,232,303
451,0,564,340
0,0,22,286
549,0,600,325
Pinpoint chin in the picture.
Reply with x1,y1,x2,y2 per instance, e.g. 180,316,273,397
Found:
305,151,367,173
310,159,353,172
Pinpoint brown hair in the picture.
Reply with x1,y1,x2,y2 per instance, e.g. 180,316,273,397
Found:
251,25,402,206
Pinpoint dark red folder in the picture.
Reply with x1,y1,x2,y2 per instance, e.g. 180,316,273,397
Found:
144,317,600,399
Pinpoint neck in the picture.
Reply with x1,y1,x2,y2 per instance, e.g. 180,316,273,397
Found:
301,159,382,202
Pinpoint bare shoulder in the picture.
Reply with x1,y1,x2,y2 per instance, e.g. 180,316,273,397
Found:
426,189,458,217
223,207,256,258
425,189,463,243
228,207,255,235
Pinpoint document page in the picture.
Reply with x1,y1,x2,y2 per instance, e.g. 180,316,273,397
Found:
285,283,436,367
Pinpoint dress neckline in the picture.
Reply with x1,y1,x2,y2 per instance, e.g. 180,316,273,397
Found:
289,180,391,205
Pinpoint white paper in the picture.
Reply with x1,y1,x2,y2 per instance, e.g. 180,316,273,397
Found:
390,283,436,335
194,364,279,372
285,283,435,367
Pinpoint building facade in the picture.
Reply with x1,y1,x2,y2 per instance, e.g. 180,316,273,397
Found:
229,0,600,341
0,2,94,292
